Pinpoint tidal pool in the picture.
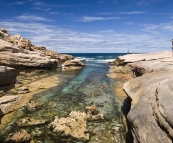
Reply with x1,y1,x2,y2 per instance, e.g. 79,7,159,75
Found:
0,53,126,143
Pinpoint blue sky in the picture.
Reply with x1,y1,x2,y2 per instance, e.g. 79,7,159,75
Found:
0,0,173,53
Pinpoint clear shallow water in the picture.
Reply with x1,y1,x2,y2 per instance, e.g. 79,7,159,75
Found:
0,53,127,143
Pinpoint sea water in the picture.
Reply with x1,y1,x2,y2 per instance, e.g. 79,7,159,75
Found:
0,53,127,143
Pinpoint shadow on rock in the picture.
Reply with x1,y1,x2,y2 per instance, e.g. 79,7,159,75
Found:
0,108,4,124
121,96,133,143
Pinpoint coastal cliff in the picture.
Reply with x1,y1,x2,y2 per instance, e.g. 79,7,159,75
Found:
115,51,173,143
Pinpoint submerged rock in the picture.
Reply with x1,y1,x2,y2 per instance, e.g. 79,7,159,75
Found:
85,104,104,121
16,117,47,127
48,105,104,142
48,111,89,142
4,130,32,143
26,100,42,111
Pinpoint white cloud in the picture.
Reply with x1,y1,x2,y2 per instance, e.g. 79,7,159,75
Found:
80,16,121,22
16,14,50,21
119,11,145,14
32,1,46,6
124,22,134,25
9,1,25,5
142,22,173,33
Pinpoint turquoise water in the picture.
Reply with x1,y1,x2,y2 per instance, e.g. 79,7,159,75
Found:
0,53,127,143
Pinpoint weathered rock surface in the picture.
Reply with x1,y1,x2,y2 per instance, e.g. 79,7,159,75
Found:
0,66,17,86
0,28,74,68
115,51,173,143
48,105,103,142
49,111,89,141
62,60,85,71
7,34,32,50
0,28,10,41
0,95,21,116
4,130,32,143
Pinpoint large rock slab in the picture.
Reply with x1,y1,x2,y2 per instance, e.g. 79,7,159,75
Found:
116,51,171,66
115,51,173,143
0,51,56,68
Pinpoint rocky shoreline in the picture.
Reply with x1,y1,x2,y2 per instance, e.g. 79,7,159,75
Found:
112,51,173,143
0,28,86,142
1,27,172,142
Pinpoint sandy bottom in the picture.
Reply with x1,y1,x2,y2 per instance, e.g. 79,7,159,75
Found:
107,66,132,101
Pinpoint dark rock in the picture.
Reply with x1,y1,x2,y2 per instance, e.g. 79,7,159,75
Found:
0,66,17,86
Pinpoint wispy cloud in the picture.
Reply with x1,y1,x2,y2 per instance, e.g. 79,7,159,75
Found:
142,22,173,33
32,1,46,6
119,11,145,14
9,1,25,5
98,12,115,15
124,22,134,25
16,14,50,21
80,16,121,22
49,12,74,16
99,0,104,4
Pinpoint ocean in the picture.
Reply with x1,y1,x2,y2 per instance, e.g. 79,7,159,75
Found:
0,53,127,143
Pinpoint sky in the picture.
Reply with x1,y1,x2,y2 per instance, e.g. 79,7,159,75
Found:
0,0,173,53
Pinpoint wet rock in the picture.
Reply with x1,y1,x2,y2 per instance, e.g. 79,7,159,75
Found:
48,105,104,142
108,60,115,64
48,111,89,142
16,117,47,127
85,104,99,115
62,60,85,71
17,86,29,94
4,130,32,143
26,100,42,111
85,104,104,121
34,69,46,73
